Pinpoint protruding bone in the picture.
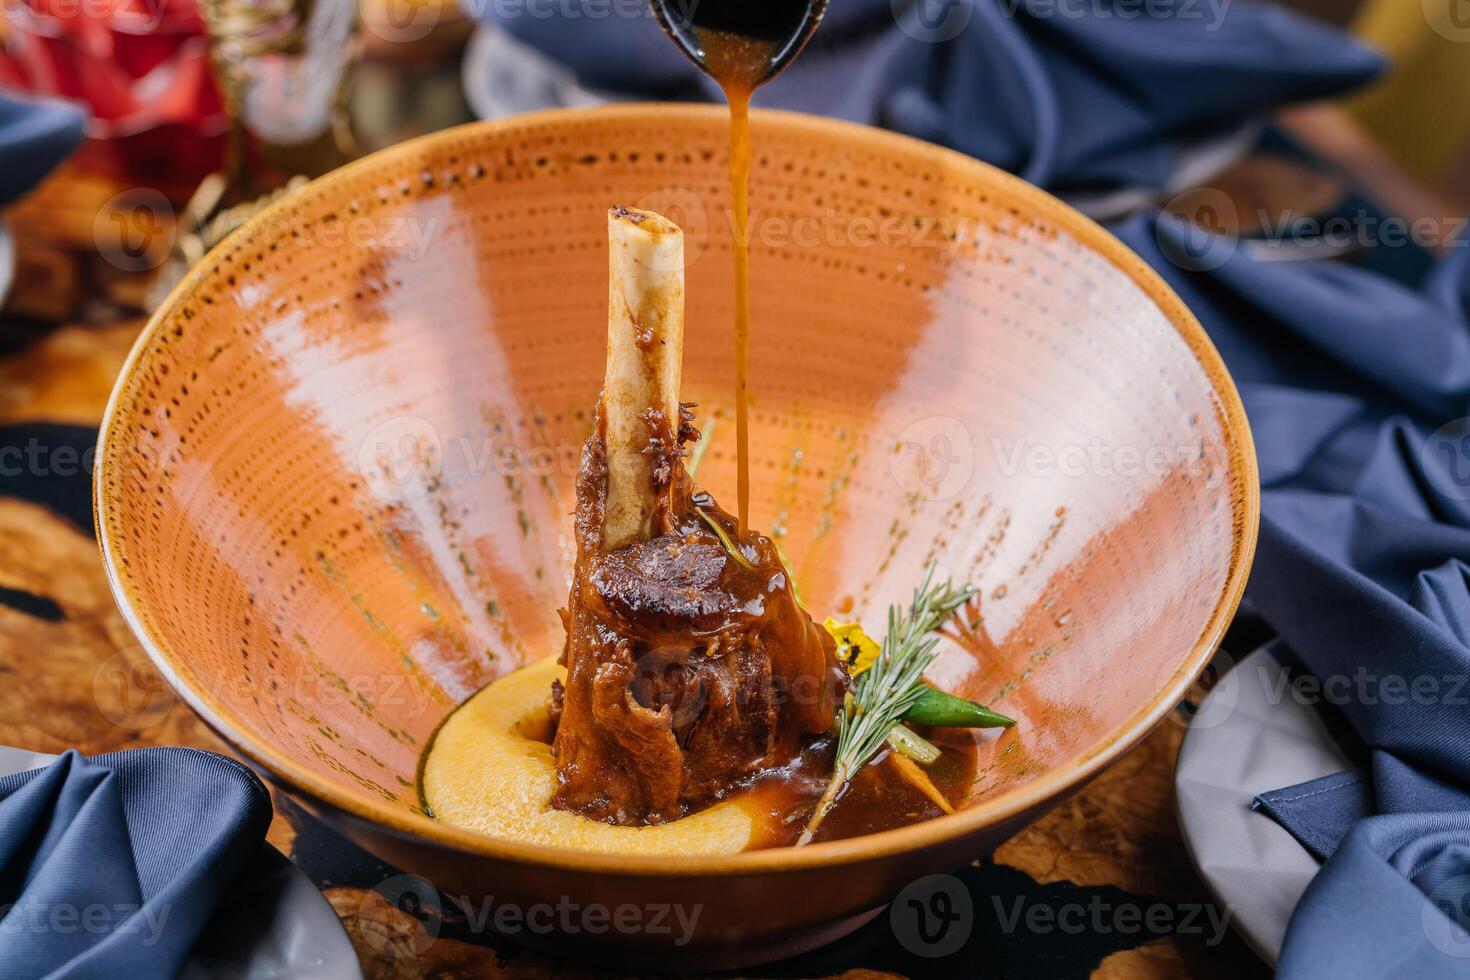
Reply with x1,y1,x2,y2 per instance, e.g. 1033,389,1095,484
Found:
601,206,685,551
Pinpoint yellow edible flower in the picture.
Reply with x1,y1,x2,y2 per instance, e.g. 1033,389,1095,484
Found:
823,617,881,676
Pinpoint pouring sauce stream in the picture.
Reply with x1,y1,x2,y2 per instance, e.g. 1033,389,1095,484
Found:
698,28,775,535
654,0,826,535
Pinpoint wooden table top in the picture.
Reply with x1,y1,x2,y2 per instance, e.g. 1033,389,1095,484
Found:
1,102,1420,978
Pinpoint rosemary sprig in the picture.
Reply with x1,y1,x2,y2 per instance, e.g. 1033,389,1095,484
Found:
796,563,972,846
695,505,754,570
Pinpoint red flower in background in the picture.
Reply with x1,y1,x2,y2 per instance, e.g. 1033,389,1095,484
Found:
1,0,228,198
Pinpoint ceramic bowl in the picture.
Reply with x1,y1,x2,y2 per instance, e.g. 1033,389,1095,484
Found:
95,105,1258,968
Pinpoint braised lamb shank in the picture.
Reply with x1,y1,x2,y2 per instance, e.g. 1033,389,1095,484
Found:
550,207,845,825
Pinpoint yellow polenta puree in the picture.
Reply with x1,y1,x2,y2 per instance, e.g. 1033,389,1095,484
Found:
421,656,754,855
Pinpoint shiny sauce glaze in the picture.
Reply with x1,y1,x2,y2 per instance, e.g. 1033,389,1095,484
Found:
741,730,980,848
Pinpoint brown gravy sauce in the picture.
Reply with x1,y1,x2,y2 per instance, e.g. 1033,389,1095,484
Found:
698,27,774,536
740,730,980,848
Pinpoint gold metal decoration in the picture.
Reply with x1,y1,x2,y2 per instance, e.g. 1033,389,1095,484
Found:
200,0,361,186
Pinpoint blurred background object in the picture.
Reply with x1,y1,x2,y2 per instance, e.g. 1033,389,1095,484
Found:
353,0,474,153
0,0,1463,342
199,0,360,185
1346,0,1470,209
458,24,603,125
0,0,424,322
0,0,228,199
0,92,84,314
1267,0,1470,209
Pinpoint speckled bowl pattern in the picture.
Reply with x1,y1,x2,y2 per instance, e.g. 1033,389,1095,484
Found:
96,105,1258,966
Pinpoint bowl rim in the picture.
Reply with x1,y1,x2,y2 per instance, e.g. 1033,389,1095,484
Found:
95,102,1260,877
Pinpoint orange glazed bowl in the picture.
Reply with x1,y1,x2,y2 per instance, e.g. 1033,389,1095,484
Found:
95,105,1258,968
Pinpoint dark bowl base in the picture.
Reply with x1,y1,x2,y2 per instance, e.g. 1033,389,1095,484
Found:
499,905,886,972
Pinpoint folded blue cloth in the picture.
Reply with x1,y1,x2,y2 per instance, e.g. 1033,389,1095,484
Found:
0,748,272,979
1252,769,1374,861
468,0,1382,193
1113,214,1470,975
0,94,86,207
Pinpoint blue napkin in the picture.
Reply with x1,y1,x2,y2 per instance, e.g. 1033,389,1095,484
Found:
0,93,86,206
467,0,1382,193
1252,768,1375,862
1112,214,1470,974
0,748,273,979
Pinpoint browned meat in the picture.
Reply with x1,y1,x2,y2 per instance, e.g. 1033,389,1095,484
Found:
550,402,845,825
